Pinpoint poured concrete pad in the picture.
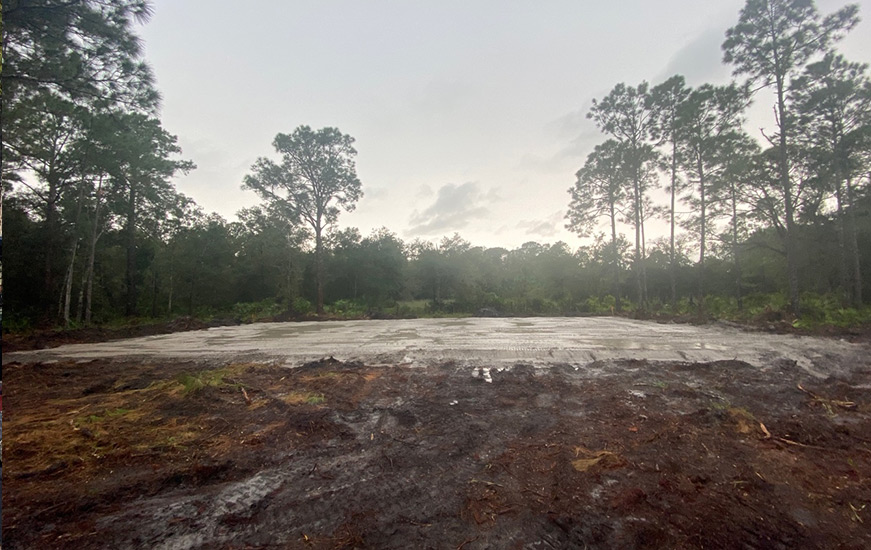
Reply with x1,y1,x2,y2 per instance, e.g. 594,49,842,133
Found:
6,317,869,378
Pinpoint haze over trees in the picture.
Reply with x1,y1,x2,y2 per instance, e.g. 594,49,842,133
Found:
2,0,871,329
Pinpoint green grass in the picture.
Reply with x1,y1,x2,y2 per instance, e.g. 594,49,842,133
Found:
176,370,228,394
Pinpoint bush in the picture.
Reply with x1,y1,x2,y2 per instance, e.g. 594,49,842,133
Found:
327,299,366,317
231,299,285,323
792,293,871,329
292,297,313,315
581,295,617,315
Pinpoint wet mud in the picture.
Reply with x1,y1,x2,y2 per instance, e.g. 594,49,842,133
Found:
3,352,870,549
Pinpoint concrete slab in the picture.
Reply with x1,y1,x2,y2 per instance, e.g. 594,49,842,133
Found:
5,317,869,378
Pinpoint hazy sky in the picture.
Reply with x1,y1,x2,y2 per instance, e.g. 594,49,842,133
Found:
139,0,871,250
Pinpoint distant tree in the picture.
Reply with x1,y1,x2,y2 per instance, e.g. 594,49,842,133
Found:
172,214,237,316
243,126,363,313
723,0,859,314
648,75,692,309
588,82,658,308
1,0,188,325
102,113,195,316
792,52,871,306
675,83,750,304
358,228,407,304
716,133,761,309
408,239,446,305
326,227,365,302
566,140,628,311
741,144,821,295
234,205,308,306
0,92,83,304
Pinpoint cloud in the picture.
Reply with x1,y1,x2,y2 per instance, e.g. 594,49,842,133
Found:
518,129,602,175
518,105,604,175
407,182,491,236
516,210,566,238
544,102,596,140
416,184,434,198
363,186,389,201
657,27,731,86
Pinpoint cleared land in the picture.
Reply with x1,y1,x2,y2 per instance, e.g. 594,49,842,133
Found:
3,318,871,549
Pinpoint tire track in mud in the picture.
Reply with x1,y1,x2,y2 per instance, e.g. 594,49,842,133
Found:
5,356,870,549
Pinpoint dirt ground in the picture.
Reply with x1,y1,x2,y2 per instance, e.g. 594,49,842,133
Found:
1,317,222,353
3,352,870,549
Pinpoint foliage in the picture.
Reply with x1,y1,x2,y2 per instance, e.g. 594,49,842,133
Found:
231,299,285,324
4,0,871,334
175,370,228,395
292,298,314,315
792,294,871,328
243,126,363,314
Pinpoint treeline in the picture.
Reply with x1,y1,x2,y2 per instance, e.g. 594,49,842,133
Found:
568,0,871,317
2,0,871,330
2,1,194,327
4,200,870,327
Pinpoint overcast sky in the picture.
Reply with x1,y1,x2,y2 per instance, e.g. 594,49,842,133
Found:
139,0,871,250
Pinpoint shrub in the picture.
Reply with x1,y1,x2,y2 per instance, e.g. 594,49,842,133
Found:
292,297,313,315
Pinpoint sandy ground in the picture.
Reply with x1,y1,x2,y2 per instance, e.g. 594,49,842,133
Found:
3,318,871,549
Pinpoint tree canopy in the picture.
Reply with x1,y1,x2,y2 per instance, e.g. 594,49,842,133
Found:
243,126,363,314
3,0,871,329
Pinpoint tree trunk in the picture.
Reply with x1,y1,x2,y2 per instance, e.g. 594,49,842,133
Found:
834,186,850,304
776,77,801,316
731,183,743,311
151,267,159,318
62,178,88,326
167,272,174,314
62,242,79,327
82,177,104,325
640,199,648,307
315,225,325,314
633,175,644,309
187,278,195,316
846,175,863,306
125,181,139,317
697,156,706,310
609,199,622,312
669,144,678,310
167,244,175,314
44,174,60,305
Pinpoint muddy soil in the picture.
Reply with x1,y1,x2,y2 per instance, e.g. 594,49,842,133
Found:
1,317,221,353
3,354,870,549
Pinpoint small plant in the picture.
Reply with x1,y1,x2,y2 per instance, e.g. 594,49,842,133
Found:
306,393,326,405
282,391,326,405
176,371,226,394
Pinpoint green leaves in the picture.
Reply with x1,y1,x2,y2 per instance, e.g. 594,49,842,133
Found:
722,0,859,86
2,0,160,111
244,126,364,313
246,126,363,230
